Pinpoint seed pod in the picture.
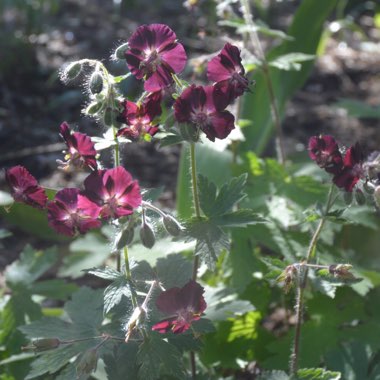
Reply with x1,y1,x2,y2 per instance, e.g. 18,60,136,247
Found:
76,348,98,376
114,43,129,60
374,186,380,208
103,107,114,127
115,227,134,250
140,222,155,249
354,189,366,205
32,338,61,351
89,71,104,94
64,62,82,80
85,101,104,115
163,214,182,237
343,191,353,205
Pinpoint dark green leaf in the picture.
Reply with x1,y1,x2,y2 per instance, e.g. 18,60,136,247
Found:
198,174,217,217
86,267,121,281
137,336,186,380
211,209,266,227
103,276,131,315
258,370,289,380
29,279,77,300
156,253,192,288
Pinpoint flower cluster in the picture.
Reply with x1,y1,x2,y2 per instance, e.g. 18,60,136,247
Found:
122,24,249,142
308,135,365,192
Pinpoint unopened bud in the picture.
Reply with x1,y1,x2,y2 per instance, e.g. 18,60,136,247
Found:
115,227,134,250
354,189,366,205
103,107,114,127
76,348,98,376
140,222,155,249
163,214,182,237
89,71,104,94
64,62,82,80
343,191,353,205
329,264,354,280
374,186,380,208
364,181,375,194
32,338,61,352
114,43,129,60
125,306,145,342
85,101,104,115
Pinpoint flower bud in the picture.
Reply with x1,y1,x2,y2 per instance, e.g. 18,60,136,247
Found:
363,181,375,194
162,214,182,237
140,222,155,249
32,338,61,351
374,186,380,208
103,107,114,126
115,227,134,250
85,101,104,115
354,189,366,205
76,348,98,376
64,62,82,80
343,191,353,205
89,71,104,94
114,43,129,60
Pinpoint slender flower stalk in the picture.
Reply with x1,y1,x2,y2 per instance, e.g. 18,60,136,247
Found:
239,0,286,164
290,185,335,374
123,247,138,308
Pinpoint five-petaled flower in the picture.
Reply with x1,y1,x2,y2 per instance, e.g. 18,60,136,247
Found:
333,143,364,192
308,135,342,174
5,166,48,209
47,188,101,237
125,24,187,92
174,84,235,141
152,280,207,334
207,43,249,102
309,136,365,192
117,92,162,140
80,166,142,220
58,122,97,171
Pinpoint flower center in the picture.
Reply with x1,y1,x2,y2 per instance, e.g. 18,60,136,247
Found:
192,112,208,127
141,50,161,74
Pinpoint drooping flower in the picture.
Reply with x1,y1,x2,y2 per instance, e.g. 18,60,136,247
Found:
152,280,207,334
117,92,162,140
174,84,235,141
125,24,187,92
207,43,249,102
47,188,101,236
5,166,47,208
80,166,142,220
333,143,364,192
308,135,342,174
58,122,97,170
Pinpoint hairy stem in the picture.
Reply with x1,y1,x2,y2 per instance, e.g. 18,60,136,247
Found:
239,0,286,164
123,246,138,308
290,185,335,374
190,143,201,281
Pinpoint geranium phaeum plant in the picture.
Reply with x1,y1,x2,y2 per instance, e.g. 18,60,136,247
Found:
47,188,101,236
152,280,207,334
80,166,142,220
174,84,235,141
58,121,98,170
5,165,48,209
207,42,249,102
125,23,187,91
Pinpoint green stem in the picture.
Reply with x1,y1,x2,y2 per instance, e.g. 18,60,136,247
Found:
290,185,335,375
239,0,286,164
190,143,201,281
123,247,138,308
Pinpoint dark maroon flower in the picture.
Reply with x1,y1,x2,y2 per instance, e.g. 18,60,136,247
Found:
207,43,249,102
174,85,235,142
47,188,101,237
125,24,187,92
152,280,207,334
80,167,142,220
5,166,47,209
333,143,364,192
117,92,162,140
308,135,342,174
58,122,97,170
